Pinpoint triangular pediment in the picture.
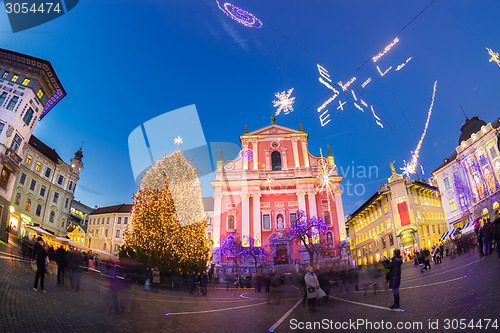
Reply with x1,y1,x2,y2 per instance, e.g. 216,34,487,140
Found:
242,124,305,138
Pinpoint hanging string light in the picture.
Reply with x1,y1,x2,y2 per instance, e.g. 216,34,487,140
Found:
407,81,438,174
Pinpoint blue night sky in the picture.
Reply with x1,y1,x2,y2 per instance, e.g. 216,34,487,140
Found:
1,0,499,215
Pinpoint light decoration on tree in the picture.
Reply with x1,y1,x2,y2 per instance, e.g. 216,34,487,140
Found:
486,47,500,67
372,37,399,62
174,136,183,145
123,150,212,272
239,148,254,161
216,1,263,28
273,88,296,116
396,57,413,71
407,81,438,174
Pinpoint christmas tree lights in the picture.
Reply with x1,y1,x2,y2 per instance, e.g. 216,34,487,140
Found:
123,150,212,272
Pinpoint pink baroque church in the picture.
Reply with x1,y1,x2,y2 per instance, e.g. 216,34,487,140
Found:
211,120,346,269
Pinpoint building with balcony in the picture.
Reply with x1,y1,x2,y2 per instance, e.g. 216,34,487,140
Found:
346,165,447,267
68,200,94,230
432,116,500,230
0,49,66,239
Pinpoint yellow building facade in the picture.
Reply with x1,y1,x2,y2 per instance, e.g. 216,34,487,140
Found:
347,167,447,266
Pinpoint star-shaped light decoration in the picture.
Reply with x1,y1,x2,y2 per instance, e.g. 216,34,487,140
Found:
400,160,414,178
265,177,274,190
174,136,183,145
273,88,295,116
486,47,500,67
316,153,336,207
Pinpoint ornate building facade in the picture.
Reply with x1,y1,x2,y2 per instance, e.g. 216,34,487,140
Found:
211,122,345,268
347,166,447,267
0,48,66,240
433,116,500,230
8,135,82,236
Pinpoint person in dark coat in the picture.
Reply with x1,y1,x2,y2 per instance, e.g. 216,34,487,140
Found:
264,274,271,293
476,220,484,256
481,218,494,255
492,211,500,260
69,249,83,291
33,237,48,293
202,272,208,295
55,245,68,287
382,249,403,309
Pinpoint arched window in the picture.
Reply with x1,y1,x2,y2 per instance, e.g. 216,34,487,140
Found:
15,193,21,205
36,204,42,216
227,215,235,230
326,232,333,246
49,211,55,222
271,151,282,171
25,199,31,211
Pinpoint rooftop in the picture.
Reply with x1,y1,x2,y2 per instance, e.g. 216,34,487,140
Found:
29,135,62,164
89,203,133,215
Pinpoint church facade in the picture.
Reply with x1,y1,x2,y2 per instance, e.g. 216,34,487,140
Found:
211,122,346,268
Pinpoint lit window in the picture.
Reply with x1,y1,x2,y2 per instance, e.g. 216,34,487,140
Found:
449,199,456,212
11,74,19,82
10,133,22,153
35,162,42,172
25,199,31,211
37,89,44,99
6,96,18,111
2,71,9,78
40,185,46,196
26,155,32,166
21,78,30,86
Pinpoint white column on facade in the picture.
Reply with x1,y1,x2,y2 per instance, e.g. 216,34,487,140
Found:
241,194,250,245
298,192,306,214
281,148,288,170
252,139,259,170
242,140,248,170
213,195,223,247
308,192,318,218
335,192,346,240
301,140,310,168
291,138,300,168
252,194,261,245
265,149,271,170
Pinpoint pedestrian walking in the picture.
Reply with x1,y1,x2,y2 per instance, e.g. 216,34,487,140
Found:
476,220,484,256
55,245,67,287
196,273,203,295
69,249,83,291
382,249,403,309
264,274,271,293
239,274,245,289
492,211,500,261
245,273,251,289
152,267,160,292
304,266,319,313
256,274,264,293
189,272,197,295
423,248,431,270
481,219,494,255
433,246,441,265
202,272,208,295
33,237,48,293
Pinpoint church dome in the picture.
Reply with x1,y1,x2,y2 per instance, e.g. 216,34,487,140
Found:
458,116,487,145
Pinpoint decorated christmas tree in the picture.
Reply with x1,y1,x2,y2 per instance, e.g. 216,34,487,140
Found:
122,150,212,273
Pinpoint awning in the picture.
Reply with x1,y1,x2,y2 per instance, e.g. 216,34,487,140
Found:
439,230,451,241
89,248,115,257
55,237,88,250
24,225,55,238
